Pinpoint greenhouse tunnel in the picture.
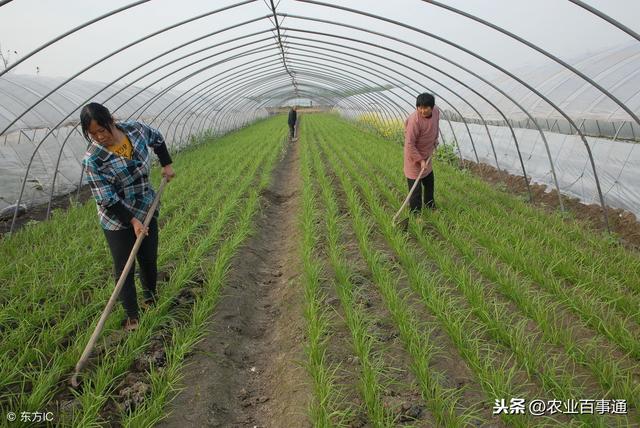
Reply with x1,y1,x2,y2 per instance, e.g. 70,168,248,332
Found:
0,0,639,232
2,1,640,427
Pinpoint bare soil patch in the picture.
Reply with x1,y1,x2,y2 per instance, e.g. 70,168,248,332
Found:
157,137,310,427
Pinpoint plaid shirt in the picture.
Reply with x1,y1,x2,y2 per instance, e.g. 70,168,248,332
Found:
83,121,171,230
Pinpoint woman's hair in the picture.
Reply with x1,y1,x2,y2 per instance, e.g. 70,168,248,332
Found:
416,93,435,108
80,102,114,142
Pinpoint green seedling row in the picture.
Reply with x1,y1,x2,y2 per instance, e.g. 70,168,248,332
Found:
309,136,394,427
325,124,619,426
3,113,638,427
343,115,638,423
305,113,638,426
307,127,478,427
313,122,538,428
68,119,285,426
0,117,287,426
121,125,285,427
334,118,640,413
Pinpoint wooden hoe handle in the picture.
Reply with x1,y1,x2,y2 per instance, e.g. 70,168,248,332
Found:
392,155,432,225
71,177,168,387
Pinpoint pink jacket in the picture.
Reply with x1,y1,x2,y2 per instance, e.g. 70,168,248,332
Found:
403,107,440,179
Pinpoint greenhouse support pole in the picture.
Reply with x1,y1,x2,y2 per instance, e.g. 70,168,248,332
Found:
282,24,555,208
294,1,598,224
568,0,640,41
0,0,258,137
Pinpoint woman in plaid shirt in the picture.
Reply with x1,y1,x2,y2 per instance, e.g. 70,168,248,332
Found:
81,102,175,331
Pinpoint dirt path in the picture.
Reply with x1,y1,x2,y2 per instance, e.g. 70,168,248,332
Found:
157,137,309,427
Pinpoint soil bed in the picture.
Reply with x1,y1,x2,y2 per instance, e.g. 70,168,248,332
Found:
157,136,309,427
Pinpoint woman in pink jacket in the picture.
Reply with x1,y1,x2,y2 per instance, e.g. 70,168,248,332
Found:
403,93,440,212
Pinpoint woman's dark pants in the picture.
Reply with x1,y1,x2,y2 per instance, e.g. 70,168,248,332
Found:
103,216,158,319
407,171,435,212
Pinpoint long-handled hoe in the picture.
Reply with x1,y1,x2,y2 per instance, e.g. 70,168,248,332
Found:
392,155,432,227
71,177,168,388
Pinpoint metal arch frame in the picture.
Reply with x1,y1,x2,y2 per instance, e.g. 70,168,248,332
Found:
175,75,309,143
40,32,279,221
191,66,396,135
127,47,403,139
121,56,353,140
41,36,278,218
285,35,530,183
173,70,380,145
22,8,448,202
135,59,337,140
169,76,358,140
568,0,640,41
122,41,277,122
278,62,405,122
3,7,356,227
201,56,416,133
286,40,500,164
47,28,468,224
237,81,375,123
277,18,569,208
293,1,613,230
200,71,379,134
155,61,283,143
154,61,290,134
93,51,388,155
280,37,467,169
0,86,57,133
218,85,360,130
101,21,273,121
286,53,468,164
286,51,418,124
0,0,153,78
268,0,299,96
155,64,376,141
119,46,277,122
8,5,271,230
209,71,398,132
282,51,474,164
192,70,397,137
282,34,487,175
1,78,81,130
212,84,366,134
109,36,277,127
165,63,284,134
278,27,567,208
286,42,501,168
419,0,640,129
102,23,274,121
207,72,385,133
284,42,486,164
6,0,634,232
3,5,490,224
0,0,258,137
73,50,281,197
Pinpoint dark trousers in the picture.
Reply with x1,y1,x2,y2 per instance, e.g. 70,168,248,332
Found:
289,124,295,138
407,171,435,212
103,216,158,318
